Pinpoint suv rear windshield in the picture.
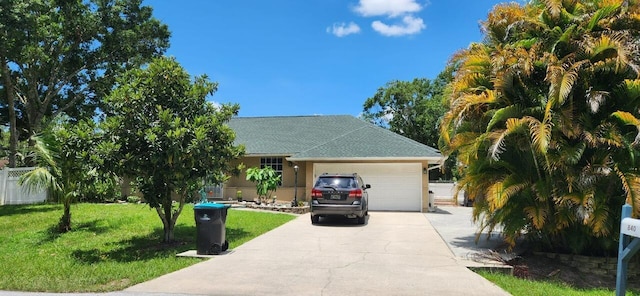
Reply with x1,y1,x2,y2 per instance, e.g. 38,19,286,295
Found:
314,176,357,189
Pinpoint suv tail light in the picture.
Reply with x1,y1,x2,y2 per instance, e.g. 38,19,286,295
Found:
349,189,363,198
312,189,323,198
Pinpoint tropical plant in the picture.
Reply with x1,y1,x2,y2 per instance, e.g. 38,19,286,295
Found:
19,119,100,232
246,167,281,204
101,57,244,243
440,0,640,255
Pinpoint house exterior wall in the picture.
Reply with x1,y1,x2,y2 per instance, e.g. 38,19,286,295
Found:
223,157,434,212
224,156,307,202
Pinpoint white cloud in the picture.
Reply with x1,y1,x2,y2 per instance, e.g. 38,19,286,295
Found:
371,15,425,36
327,22,361,37
354,0,423,17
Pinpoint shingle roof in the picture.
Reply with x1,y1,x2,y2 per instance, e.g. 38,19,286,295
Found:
228,115,443,161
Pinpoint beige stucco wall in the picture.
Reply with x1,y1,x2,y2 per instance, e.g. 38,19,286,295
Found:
225,157,307,202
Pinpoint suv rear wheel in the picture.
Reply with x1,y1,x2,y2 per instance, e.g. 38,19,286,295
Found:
311,215,319,224
357,215,365,225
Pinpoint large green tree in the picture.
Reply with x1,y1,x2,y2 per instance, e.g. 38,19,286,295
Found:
0,0,169,167
363,71,452,148
440,0,640,255
363,70,454,179
102,57,244,243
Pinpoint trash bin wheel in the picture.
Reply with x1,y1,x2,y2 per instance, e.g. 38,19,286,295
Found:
222,240,229,251
211,244,222,255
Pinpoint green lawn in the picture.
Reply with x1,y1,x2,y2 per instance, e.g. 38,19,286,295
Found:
479,271,640,296
0,203,295,292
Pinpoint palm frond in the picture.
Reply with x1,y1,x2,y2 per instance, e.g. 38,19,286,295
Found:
587,2,621,31
551,24,577,54
524,205,548,229
544,0,563,19
488,118,528,160
611,111,640,145
524,116,552,154
486,105,523,132
615,79,640,103
614,165,640,210
19,167,60,197
587,202,610,236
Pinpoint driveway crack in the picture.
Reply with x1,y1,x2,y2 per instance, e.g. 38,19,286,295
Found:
321,253,366,295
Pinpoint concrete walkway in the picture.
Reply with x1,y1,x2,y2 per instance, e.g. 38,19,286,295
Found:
425,206,519,266
123,212,509,296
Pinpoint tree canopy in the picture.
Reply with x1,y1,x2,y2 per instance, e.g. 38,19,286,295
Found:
440,0,640,255
363,70,454,180
0,0,170,167
363,71,451,149
102,57,244,242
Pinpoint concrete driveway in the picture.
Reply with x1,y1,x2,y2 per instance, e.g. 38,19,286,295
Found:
426,206,518,264
125,212,509,296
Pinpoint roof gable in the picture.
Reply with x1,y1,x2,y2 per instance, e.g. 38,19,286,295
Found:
228,115,442,160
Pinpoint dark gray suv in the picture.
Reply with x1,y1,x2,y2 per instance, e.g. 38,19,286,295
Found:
310,173,370,224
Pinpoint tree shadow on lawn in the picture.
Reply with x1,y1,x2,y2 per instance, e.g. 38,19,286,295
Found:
0,203,59,217
71,225,250,264
38,219,112,243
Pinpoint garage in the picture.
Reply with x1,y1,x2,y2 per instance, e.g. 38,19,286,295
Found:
313,163,422,212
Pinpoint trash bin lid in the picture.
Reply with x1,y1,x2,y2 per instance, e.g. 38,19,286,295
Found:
194,202,227,209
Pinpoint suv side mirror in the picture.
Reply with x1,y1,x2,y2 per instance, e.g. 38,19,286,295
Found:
365,184,371,189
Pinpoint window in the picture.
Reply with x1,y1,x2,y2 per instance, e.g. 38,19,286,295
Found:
260,157,283,185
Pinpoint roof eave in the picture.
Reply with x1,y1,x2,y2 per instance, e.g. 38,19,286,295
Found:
286,156,445,163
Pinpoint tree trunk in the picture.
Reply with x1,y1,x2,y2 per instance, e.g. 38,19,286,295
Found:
163,218,174,243
1,58,18,168
58,201,72,233
162,189,175,243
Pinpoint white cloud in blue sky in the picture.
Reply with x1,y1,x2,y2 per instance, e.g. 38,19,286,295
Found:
372,15,425,37
354,0,423,17
327,22,361,37
330,0,426,37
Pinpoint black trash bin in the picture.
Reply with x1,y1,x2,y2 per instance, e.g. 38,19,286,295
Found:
194,203,231,255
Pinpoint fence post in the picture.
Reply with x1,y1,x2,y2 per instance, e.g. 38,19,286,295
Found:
0,168,6,205
616,204,640,296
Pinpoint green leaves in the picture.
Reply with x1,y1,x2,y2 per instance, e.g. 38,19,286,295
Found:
246,167,281,203
363,75,450,149
102,57,244,242
441,0,640,255
0,0,169,159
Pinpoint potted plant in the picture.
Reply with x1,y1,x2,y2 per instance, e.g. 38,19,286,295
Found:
236,190,243,202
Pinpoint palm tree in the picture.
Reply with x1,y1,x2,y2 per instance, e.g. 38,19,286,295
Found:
20,120,97,232
440,0,640,255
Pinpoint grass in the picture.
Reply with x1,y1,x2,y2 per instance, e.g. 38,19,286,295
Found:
478,271,640,296
0,203,296,292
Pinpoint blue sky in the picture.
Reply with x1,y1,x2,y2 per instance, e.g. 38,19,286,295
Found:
145,0,516,117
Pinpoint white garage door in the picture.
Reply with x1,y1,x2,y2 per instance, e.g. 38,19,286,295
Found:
313,163,422,212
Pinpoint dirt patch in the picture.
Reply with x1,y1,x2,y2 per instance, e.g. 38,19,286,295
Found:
507,252,640,291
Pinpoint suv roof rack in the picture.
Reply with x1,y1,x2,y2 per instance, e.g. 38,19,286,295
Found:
320,172,358,176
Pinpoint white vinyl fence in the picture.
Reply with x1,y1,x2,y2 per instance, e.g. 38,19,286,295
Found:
428,182,465,204
0,167,47,205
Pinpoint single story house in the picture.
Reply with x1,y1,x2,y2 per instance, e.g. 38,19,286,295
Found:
224,115,445,212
